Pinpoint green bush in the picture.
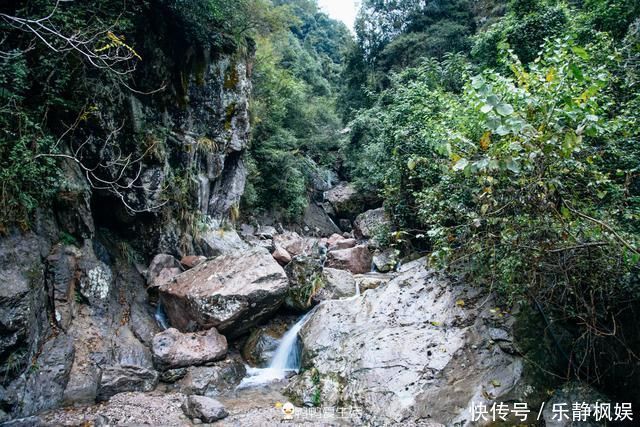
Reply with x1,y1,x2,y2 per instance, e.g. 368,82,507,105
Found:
348,32,640,383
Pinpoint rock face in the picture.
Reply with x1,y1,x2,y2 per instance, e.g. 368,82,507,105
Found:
0,22,256,423
325,245,373,274
0,234,49,382
288,259,529,425
182,395,228,423
3,333,74,418
159,247,289,336
152,328,227,370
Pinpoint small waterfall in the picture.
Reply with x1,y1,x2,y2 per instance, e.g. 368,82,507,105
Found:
268,314,308,372
155,303,170,330
238,312,311,388
355,281,361,296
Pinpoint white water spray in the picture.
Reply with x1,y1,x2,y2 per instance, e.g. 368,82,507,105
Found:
238,312,312,388
155,303,170,330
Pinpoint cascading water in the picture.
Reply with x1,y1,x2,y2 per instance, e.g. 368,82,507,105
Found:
238,312,312,388
355,281,361,297
155,303,170,330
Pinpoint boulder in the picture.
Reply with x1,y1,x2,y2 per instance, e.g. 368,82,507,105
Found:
97,365,159,401
272,231,318,257
256,225,277,240
353,208,388,239
177,357,246,396
325,245,372,274
158,247,289,336
372,248,399,273
182,395,228,423
152,328,227,370
147,254,181,286
288,259,530,425
328,238,357,250
323,182,365,219
319,268,358,299
198,225,248,258
283,256,325,311
180,255,207,269
271,246,292,266
543,382,607,427
326,233,345,247
302,203,341,237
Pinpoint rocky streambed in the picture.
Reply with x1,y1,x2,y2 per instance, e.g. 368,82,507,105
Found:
1,205,603,426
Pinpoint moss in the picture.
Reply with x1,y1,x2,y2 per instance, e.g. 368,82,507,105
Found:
223,64,239,90
224,103,237,131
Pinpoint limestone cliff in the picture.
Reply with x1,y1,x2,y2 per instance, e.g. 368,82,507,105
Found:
0,16,254,420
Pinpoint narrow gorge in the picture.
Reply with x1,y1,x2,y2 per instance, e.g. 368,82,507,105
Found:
1,0,639,426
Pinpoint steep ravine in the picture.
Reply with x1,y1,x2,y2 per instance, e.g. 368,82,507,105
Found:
0,19,623,427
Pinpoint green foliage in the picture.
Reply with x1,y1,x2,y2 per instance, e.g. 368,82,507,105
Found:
472,2,568,68
348,24,640,386
243,1,350,220
0,51,61,228
161,0,292,49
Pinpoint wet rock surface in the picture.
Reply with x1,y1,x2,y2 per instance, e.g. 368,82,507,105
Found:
241,318,294,367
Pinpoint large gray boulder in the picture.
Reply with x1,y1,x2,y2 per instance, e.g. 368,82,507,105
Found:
176,356,246,396
353,207,389,239
197,221,248,258
302,202,341,237
97,365,159,401
158,247,289,337
152,328,227,370
181,395,228,423
288,259,529,425
323,182,366,220
319,268,358,299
